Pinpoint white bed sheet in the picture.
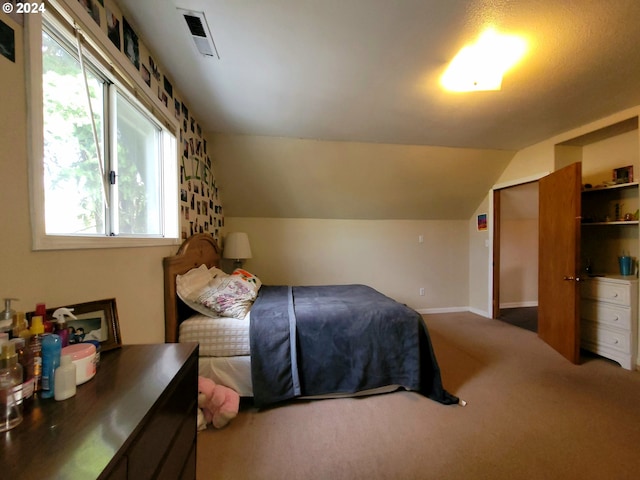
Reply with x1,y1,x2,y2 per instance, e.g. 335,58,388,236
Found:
198,355,402,399
198,355,253,397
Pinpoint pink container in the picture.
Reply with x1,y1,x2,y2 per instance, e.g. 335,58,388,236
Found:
61,343,96,385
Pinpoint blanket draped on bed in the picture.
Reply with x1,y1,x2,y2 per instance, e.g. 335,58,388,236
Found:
249,284,458,407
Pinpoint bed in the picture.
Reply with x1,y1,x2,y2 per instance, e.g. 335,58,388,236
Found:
163,233,458,407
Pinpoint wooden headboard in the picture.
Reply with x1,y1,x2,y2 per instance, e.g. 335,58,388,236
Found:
163,233,222,343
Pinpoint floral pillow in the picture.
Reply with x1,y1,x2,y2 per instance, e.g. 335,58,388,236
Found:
176,264,261,318
230,268,262,289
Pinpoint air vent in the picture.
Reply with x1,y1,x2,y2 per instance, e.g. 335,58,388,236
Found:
177,8,220,59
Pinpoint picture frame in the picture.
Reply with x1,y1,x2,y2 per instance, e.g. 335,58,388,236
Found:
613,165,633,184
477,213,488,231
34,298,122,352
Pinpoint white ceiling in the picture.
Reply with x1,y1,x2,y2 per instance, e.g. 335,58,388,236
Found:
117,0,640,151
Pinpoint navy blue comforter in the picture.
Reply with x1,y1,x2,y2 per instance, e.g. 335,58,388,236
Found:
249,284,457,407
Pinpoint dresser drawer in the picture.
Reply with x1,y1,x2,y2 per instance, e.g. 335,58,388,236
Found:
127,353,198,479
581,280,631,306
580,299,631,330
581,323,631,354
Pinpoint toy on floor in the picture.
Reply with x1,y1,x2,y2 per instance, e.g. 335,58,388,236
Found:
197,376,240,430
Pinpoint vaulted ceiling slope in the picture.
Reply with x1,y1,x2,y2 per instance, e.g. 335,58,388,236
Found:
117,0,640,219
210,134,514,220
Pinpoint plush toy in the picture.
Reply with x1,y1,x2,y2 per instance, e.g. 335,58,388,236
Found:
197,376,240,429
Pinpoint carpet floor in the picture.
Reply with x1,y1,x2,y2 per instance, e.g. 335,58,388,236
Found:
196,312,640,480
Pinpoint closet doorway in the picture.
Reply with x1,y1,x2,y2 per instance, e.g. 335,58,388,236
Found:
493,181,539,332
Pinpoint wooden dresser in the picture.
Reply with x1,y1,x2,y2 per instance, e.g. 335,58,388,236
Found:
0,343,199,479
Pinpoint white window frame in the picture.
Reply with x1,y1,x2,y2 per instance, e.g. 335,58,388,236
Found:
26,1,180,250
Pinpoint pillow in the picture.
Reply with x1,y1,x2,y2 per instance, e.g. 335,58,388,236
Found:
176,264,227,318
176,264,261,318
231,268,262,289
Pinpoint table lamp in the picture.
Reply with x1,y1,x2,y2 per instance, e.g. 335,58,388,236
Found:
223,232,252,269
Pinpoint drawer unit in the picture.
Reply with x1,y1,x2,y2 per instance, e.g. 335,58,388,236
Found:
581,323,631,355
581,279,632,306
580,299,632,330
580,276,638,370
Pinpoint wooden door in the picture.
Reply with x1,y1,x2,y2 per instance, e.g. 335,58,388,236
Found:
538,162,582,363
492,189,501,319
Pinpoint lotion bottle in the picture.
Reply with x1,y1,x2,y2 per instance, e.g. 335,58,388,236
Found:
54,354,76,401
41,333,61,399
11,311,27,338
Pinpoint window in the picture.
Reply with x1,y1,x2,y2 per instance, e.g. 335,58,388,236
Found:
30,12,178,249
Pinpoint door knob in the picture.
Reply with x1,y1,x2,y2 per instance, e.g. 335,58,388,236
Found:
563,276,582,282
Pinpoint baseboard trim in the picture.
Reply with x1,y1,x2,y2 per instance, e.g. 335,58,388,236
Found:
417,306,469,315
499,301,539,309
417,306,492,319
468,307,491,318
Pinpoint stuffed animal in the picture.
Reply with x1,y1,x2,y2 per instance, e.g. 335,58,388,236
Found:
197,376,240,429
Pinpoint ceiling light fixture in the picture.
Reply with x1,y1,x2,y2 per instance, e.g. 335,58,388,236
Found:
441,28,527,92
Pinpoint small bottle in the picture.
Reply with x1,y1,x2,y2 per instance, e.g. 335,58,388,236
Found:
35,303,54,333
54,355,76,401
54,318,69,348
52,308,75,348
0,341,24,431
10,337,34,412
11,311,27,339
41,333,61,399
29,315,45,392
0,298,17,334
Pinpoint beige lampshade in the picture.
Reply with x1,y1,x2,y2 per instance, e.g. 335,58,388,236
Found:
223,232,252,260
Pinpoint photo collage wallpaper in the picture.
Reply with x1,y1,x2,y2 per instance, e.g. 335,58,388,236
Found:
77,0,224,243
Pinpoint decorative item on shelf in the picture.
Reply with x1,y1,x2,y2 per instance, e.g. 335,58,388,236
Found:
585,258,593,275
618,253,635,276
223,232,252,269
613,165,634,184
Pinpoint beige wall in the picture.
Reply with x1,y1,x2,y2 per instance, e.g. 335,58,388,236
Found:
500,219,538,306
467,194,491,316
469,107,640,319
212,133,514,221
225,217,469,312
496,107,640,187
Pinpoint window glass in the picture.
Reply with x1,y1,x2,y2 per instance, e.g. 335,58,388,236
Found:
42,30,106,235
115,92,162,235
36,15,178,247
